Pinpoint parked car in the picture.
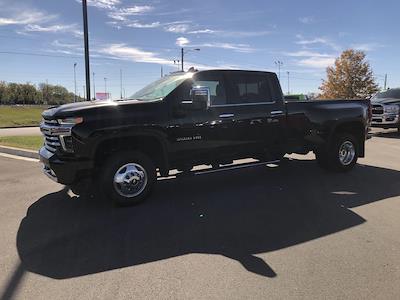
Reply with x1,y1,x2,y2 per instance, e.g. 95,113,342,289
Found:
370,88,400,132
39,69,371,205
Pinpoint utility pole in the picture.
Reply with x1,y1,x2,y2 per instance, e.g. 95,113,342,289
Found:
73,63,77,102
181,48,184,72
384,74,387,90
161,66,163,78
82,0,91,101
287,71,290,95
92,72,96,100
180,48,200,72
104,77,107,99
275,61,283,82
120,69,123,99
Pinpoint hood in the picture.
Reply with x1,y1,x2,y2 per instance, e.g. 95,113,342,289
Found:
371,98,400,105
42,99,144,119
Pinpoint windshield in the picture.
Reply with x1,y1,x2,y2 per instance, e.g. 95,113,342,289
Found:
372,89,400,101
128,73,193,101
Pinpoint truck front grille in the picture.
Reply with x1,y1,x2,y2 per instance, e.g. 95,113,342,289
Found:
372,104,384,115
40,119,63,153
43,134,61,153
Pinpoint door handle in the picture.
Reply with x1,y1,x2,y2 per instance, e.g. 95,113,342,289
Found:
270,110,284,116
219,113,234,118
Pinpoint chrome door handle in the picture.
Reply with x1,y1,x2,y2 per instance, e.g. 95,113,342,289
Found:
270,110,283,116
219,113,235,118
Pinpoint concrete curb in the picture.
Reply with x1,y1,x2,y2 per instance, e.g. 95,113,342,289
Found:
0,145,39,159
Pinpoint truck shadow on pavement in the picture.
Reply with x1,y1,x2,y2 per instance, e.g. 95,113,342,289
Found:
16,159,400,279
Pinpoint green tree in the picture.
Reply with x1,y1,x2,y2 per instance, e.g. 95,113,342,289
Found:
319,49,379,99
0,81,7,104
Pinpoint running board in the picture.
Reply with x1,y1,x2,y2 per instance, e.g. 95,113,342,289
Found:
193,160,281,176
157,159,282,180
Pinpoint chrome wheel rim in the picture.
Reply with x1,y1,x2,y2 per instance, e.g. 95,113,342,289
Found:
113,163,147,198
338,141,355,166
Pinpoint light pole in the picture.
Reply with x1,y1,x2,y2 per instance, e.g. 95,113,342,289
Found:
93,72,96,100
104,77,107,99
82,0,91,101
181,48,200,72
287,71,290,95
275,60,283,82
384,74,387,90
73,63,77,102
120,69,123,99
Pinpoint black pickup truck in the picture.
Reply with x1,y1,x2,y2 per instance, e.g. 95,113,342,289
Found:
40,69,371,205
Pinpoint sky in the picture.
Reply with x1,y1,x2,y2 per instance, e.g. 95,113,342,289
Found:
0,0,399,99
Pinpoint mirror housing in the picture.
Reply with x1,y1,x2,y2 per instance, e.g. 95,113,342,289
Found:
182,86,210,110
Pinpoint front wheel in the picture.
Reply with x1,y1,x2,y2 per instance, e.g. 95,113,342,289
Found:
101,151,156,206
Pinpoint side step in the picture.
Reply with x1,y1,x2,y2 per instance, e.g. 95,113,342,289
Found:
158,159,282,179
193,159,281,176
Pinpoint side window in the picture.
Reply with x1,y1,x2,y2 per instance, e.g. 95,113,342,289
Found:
193,73,226,105
228,73,273,104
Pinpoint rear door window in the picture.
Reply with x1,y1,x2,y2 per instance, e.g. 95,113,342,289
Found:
227,72,274,104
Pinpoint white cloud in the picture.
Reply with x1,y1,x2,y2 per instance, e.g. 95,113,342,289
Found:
101,44,172,65
188,29,215,34
299,17,314,24
284,50,333,58
52,40,83,51
23,24,83,36
165,23,190,33
176,37,190,46
126,21,160,28
108,6,153,21
0,9,56,26
199,42,255,53
84,0,121,9
295,36,340,51
351,43,382,52
297,57,335,68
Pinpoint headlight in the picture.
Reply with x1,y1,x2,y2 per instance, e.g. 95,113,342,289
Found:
57,117,83,125
383,105,399,114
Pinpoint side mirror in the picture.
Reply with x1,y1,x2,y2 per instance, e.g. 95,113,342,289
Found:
182,86,210,110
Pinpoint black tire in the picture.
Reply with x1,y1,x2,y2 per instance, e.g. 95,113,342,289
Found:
101,151,156,206
327,133,358,172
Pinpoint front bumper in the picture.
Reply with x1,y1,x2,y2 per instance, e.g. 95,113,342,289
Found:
371,113,399,128
39,146,93,185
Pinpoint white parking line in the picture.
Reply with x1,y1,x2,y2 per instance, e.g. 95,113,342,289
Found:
0,152,39,162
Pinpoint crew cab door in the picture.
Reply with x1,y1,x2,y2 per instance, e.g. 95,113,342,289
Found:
168,71,229,163
212,71,286,159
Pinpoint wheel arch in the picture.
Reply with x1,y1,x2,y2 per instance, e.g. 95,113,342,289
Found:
93,133,169,176
330,121,366,157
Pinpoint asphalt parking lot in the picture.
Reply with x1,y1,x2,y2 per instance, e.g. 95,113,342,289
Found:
0,129,400,300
